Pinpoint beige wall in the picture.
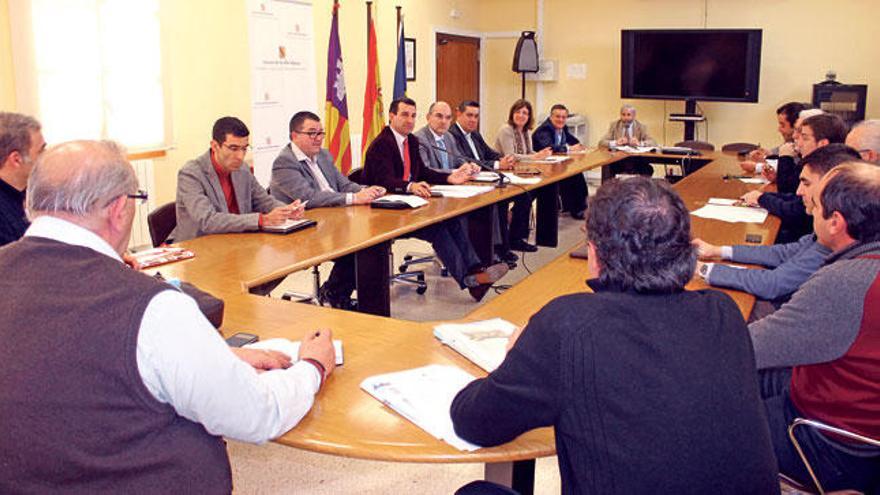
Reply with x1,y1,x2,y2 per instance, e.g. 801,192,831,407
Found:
2,0,877,203
540,0,879,147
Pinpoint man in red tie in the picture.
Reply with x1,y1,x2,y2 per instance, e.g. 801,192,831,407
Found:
362,97,508,301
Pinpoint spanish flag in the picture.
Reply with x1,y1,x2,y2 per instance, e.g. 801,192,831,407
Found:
324,0,351,173
361,1,384,165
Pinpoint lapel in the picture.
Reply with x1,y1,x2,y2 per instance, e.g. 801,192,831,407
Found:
199,152,228,212
314,151,337,189
292,144,320,189
231,168,250,214
450,124,475,160
383,127,405,178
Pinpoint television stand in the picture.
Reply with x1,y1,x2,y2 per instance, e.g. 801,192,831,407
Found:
668,99,703,141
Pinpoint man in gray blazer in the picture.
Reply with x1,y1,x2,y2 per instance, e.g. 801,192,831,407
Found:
270,111,385,309
172,117,304,242
414,101,470,171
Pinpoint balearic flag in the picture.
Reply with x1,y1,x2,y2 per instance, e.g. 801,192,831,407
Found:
324,0,351,173
361,1,385,164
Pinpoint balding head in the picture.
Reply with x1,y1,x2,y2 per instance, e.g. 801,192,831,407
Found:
27,140,138,254
426,101,453,135
846,120,880,164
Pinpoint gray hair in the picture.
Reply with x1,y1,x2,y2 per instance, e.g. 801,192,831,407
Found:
849,119,880,153
620,104,636,115
0,112,41,165
27,140,137,218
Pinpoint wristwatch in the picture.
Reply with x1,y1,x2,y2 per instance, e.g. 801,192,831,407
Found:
699,262,711,279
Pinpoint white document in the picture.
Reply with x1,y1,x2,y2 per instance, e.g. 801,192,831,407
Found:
611,145,656,154
501,173,541,185
434,318,517,373
430,185,494,198
246,337,344,365
707,197,739,206
691,204,769,224
738,177,769,185
472,171,502,183
520,155,571,164
373,194,429,208
361,364,480,451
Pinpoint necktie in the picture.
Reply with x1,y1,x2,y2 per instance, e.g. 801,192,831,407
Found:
402,138,412,181
556,131,563,147
626,124,632,139
436,138,449,170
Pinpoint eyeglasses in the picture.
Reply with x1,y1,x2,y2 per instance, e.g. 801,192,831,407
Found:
221,143,251,153
295,130,326,139
127,189,149,204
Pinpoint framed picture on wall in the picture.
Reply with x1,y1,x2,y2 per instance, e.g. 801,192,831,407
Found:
404,38,416,81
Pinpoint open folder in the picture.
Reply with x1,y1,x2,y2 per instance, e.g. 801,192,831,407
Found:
433,318,517,372
361,364,480,451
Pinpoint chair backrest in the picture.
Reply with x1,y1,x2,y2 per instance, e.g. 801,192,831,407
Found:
348,167,364,185
721,142,759,154
675,140,715,151
147,202,177,247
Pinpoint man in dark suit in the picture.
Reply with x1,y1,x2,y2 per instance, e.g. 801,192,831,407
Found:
270,111,385,309
448,100,534,257
532,103,589,219
362,97,509,301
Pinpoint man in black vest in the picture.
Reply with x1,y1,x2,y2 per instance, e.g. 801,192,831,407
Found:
0,140,336,493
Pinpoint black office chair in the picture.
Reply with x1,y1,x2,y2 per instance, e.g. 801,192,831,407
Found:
147,202,177,247
348,167,429,294
674,140,715,152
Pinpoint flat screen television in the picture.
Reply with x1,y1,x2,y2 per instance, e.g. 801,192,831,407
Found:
621,29,762,102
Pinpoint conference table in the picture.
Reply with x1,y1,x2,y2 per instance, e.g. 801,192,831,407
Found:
154,149,777,494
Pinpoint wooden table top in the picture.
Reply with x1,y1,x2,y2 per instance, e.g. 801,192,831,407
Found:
159,149,777,464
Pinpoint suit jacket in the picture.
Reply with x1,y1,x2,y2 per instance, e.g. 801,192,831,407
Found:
532,118,580,153
414,125,467,171
493,123,535,159
270,144,362,207
171,150,282,242
599,119,656,147
448,122,502,162
362,126,449,193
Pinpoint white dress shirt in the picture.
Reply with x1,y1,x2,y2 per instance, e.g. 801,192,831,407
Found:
25,216,321,443
290,141,353,205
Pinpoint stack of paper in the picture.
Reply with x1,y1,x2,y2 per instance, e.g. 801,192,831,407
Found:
372,194,429,208
472,171,502,183
521,155,571,164
501,173,541,185
738,177,769,185
245,337,344,365
430,185,494,198
691,202,769,224
132,246,194,269
611,145,656,154
361,364,480,451
434,318,517,372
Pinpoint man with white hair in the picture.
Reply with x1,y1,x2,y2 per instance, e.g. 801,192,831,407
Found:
0,141,336,493
845,119,880,164
599,104,656,147
0,112,46,246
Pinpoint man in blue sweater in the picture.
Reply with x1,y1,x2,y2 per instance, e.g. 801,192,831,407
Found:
694,144,860,319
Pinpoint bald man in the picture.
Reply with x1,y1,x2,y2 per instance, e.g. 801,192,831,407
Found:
845,119,880,164
0,141,335,493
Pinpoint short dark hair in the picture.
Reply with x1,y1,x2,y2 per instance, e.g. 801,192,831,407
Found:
550,104,569,115
776,102,809,127
289,111,321,133
389,97,417,115
506,99,535,130
802,113,848,144
457,100,480,113
819,162,880,243
212,117,249,144
0,112,41,165
801,143,861,176
586,177,696,292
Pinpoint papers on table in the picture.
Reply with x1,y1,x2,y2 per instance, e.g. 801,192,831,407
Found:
472,171,503,183
520,155,571,164
610,145,657,154
738,176,769,185
502,172,541,185
430,184,494,198
361,364,480,451
261,218,317,234
372,194,429,208
434,318,517,373
132,246,194,269
245,337,344,365
691,201,769,224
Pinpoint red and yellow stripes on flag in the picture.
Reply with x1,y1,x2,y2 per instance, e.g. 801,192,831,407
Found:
361,1,384,164
324,0,351,173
